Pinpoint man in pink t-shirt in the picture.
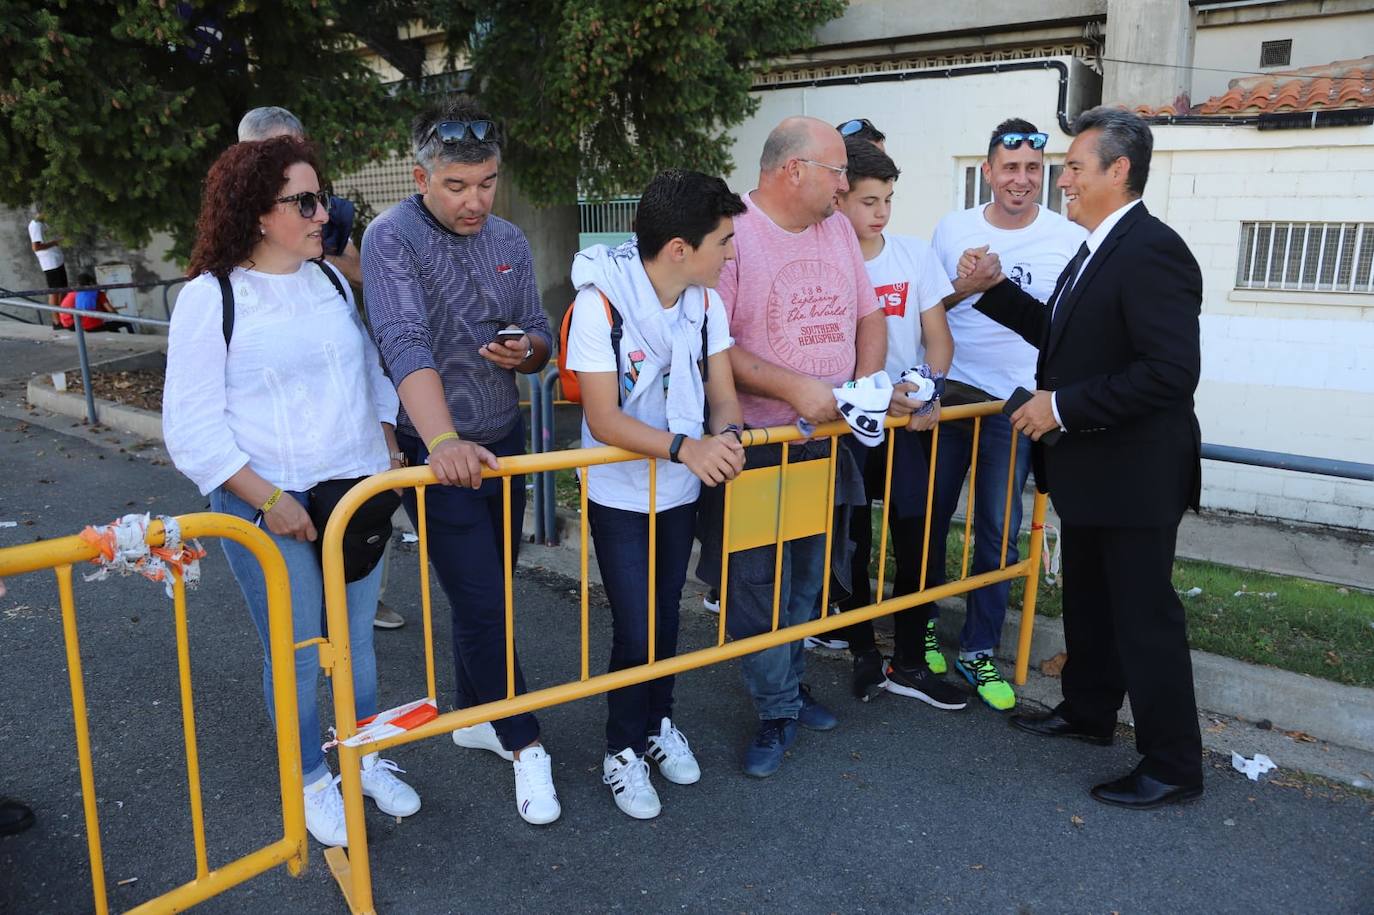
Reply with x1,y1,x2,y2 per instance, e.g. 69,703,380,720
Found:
713,116,895,778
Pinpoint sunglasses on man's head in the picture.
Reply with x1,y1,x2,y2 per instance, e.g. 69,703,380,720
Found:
838,117,878,137
996,132,1049,150
425,119,496,145
276,190,331,219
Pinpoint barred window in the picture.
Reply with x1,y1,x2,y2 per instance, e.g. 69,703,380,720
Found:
577,197,638,247
1235,222,1374,294
962,163,1065,213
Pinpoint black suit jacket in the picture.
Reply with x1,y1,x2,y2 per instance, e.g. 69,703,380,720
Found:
974,203,1203,528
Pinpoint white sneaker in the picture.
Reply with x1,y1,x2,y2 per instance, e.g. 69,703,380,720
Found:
360,753,421,817
453,721,515,761
804,635,849,650
603,748,661,820
645,717,701,785
303,773,348,847
512,745,561,825
702,589,720,614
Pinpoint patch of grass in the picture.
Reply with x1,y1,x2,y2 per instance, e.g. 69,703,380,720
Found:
867,516,1374,689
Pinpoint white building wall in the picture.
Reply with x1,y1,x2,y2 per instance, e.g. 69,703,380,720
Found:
1191,11,1374,102
1150,126,1374,529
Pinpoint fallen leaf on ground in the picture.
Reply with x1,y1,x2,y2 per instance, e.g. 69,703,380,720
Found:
1040,651,1067,677
1071,814,1084,828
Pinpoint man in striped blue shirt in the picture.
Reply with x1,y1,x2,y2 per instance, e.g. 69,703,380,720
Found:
363,98,559,826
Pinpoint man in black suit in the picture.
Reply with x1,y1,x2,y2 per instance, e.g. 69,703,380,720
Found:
958,106,1204,810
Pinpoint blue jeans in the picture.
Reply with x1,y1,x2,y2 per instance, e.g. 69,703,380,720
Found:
588,500,695,754
922,413,1033,654
211,487,381,785
722,441,829,721
397,421,538,752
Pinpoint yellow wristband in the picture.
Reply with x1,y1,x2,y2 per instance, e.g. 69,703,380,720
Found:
428,431,460,452
259,487,284,515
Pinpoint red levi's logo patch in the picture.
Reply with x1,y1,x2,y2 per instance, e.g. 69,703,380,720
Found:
877,282,909,317
496,264,512,274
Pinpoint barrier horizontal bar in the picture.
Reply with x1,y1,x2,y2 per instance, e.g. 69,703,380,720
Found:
1201,443,1374,482
0,512,264,577
122,837,301,915
358,560,1033,756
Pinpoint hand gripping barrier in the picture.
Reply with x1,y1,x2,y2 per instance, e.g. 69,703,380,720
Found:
318,400,1049,914
0,512,308,913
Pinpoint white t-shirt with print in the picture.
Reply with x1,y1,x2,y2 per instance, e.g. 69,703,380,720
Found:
864,233,955,378
565,285,732,513
930,204,1086,399
28,220,64,271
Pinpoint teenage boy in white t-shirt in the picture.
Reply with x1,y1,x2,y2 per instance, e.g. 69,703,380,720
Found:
832,137,968,711
566,169,747,820
921,118,1087,711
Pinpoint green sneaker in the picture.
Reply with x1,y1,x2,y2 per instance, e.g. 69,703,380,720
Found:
923,618,947,674
954,653,1016,711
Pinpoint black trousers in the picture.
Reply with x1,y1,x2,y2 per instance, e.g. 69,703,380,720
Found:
1058,521,1203,785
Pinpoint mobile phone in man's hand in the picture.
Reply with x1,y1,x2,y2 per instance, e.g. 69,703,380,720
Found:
1003,386,1062,446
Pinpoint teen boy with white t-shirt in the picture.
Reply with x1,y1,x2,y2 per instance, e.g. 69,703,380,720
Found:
920,117,1086,711
565,170,747,820
832,137,967,711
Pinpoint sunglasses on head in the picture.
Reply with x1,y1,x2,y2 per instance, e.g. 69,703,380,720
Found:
838,117,877,137
276,190,331,219
996,132,1049,150
425,119,496,145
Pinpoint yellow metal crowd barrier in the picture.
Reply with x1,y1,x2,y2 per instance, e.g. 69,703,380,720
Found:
320,399,1049,915
0,513,308,914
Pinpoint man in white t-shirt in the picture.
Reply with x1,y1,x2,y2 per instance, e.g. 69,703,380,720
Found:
922,117,1087,711
28,207,67,326
831,137,967,712
565,170,747,820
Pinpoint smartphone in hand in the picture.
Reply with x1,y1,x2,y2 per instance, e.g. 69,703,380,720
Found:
494,327,526,344
1003,386,1062,446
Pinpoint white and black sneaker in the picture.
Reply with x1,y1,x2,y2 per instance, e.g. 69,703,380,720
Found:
603,748,661,819
702,589,720,614
883,660,968,710
804,635,849,651
645,717,701,785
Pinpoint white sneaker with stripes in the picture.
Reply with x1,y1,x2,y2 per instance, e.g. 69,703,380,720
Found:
512,745,561,825
645,717,701,785
603,748,661,820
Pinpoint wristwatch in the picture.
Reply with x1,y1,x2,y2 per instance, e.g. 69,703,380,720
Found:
668,433,687,463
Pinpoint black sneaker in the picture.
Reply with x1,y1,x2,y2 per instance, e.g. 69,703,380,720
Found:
851,648,888,701
884,660,969,710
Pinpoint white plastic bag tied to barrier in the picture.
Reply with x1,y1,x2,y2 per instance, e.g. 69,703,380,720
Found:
323,697,439,753
78,513,206,599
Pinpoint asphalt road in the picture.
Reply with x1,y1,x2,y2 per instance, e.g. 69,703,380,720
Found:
1,414,1372,915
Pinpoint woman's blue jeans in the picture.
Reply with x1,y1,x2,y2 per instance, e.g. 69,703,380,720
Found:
211,487,381,785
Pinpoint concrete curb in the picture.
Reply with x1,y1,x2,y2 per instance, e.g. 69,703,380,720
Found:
538,503,1374,762
24,351,166,441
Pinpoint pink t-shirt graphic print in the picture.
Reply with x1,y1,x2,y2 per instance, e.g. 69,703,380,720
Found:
717,192,879,428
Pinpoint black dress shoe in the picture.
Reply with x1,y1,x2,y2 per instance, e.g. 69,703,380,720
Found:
1009,711,1114,746
0,796,35,836
1090,772,1204,810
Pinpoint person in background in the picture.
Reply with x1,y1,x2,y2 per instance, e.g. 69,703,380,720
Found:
57,272,134,334
28,206,66,327
163,136,420,848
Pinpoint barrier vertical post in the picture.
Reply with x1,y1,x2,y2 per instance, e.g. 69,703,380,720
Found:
541,370,561,545
1014,492,1049,685
55,563,110,915
528,377,545,543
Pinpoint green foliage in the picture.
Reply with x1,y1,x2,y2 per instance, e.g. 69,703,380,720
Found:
0,1,415,259
460,0,848,204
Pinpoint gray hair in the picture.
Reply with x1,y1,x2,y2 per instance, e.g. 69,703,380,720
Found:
238,107,305,142
1071,106,1152,197
411,98,501,174
759,118,816,172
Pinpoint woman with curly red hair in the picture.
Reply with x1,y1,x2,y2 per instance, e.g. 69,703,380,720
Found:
163,136,420,847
